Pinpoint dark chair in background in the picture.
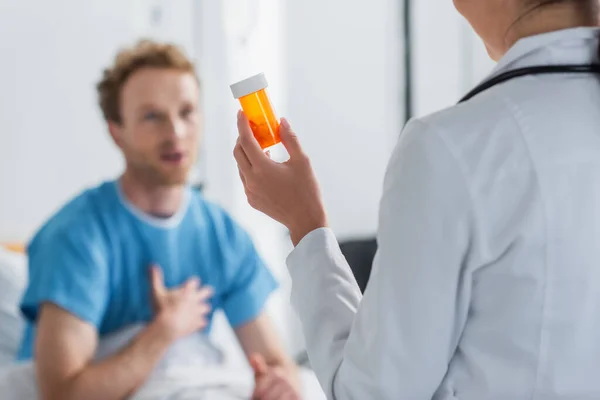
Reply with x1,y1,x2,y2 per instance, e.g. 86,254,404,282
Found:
339,238,377,294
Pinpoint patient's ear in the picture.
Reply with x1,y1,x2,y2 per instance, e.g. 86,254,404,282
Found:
107,120,124,149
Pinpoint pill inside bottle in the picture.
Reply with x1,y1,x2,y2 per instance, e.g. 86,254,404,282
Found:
230,73,280,150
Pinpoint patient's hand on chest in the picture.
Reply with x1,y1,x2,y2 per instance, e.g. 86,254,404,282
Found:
149,264,214,342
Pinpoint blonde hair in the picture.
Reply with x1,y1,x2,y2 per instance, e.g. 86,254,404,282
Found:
96,39,199,123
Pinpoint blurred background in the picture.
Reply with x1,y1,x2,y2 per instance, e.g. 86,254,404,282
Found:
0,0,494,364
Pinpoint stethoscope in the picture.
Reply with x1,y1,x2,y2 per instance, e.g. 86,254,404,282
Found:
459,64,600,103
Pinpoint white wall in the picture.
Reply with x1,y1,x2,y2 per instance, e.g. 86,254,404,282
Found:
0,0,498,251
132,0,195,57
194,0,301,363
282,0,494,241
0,0,497,360
285,0,402,241
196,0,406,356
412,1,495,117
0,0,201,243
0,0,296,360
0,0,134,241
0,0,495,254
283,1,494,242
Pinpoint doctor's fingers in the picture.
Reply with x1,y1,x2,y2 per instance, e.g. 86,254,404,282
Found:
237,111,268,166
243,186,268,212
237,166,247,187
234,138,252,172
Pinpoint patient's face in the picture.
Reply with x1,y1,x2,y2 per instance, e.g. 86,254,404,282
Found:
113,67,201,186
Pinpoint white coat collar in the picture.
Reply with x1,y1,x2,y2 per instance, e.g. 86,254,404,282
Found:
490,27,600,76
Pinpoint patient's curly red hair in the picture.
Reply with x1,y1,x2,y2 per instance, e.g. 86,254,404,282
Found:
96,39,199,124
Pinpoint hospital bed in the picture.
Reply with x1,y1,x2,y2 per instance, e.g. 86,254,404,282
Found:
0,244,326,400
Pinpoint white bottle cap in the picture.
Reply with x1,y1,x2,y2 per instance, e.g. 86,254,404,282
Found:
230,73,268,99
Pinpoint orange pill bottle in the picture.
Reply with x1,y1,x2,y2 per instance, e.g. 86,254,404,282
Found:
230,73,280,149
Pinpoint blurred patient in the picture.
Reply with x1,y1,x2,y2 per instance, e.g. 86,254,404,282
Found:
16,40,299,400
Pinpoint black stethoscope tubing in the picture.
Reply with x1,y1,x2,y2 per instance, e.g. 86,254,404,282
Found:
459,64,600,103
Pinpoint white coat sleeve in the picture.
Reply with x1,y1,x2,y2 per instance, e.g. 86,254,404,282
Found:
287,119,474,399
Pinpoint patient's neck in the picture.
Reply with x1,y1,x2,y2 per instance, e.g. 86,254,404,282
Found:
120,170,185,218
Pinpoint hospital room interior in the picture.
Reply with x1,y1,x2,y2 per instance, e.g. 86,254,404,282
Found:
0,0,496,398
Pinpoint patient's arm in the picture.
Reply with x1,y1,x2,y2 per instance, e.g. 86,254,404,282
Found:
235,312,300,391
35,303,173,400
36,269,212,400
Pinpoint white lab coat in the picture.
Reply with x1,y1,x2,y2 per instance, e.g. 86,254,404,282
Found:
287,27,600,400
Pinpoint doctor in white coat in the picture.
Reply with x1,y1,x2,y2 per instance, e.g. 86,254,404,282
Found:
234,1,600,399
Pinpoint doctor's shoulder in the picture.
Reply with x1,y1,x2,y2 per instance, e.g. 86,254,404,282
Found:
390,88,529,204
403,84,523,160
421,85,518,136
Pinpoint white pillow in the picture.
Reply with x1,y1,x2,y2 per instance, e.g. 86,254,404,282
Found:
0,247,27,365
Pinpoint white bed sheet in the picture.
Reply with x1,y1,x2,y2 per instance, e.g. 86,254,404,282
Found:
0,324,326,400
133,365,325,400
0,362,325,400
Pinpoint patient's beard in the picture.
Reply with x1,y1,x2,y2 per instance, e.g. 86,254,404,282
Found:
121,142,197,188
126,161,190,188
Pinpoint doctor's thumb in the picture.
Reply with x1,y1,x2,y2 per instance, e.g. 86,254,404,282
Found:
279,118,304,158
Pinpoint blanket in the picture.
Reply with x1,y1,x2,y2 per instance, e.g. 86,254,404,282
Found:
0,325,326,400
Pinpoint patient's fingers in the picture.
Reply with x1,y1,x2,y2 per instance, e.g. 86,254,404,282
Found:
196,302,212,315
194,306,211,324
194,316,208,330
183,277,201,291
254,373,277,397
262,381,290,400
194,286,214,302
250,354,268,378
281,392,298,400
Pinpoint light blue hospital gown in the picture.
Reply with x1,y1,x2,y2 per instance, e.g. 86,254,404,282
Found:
17,180,277,361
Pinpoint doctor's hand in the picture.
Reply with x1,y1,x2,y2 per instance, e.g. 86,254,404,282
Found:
150,265,214,342
251,354,301,400
234,111,328,246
